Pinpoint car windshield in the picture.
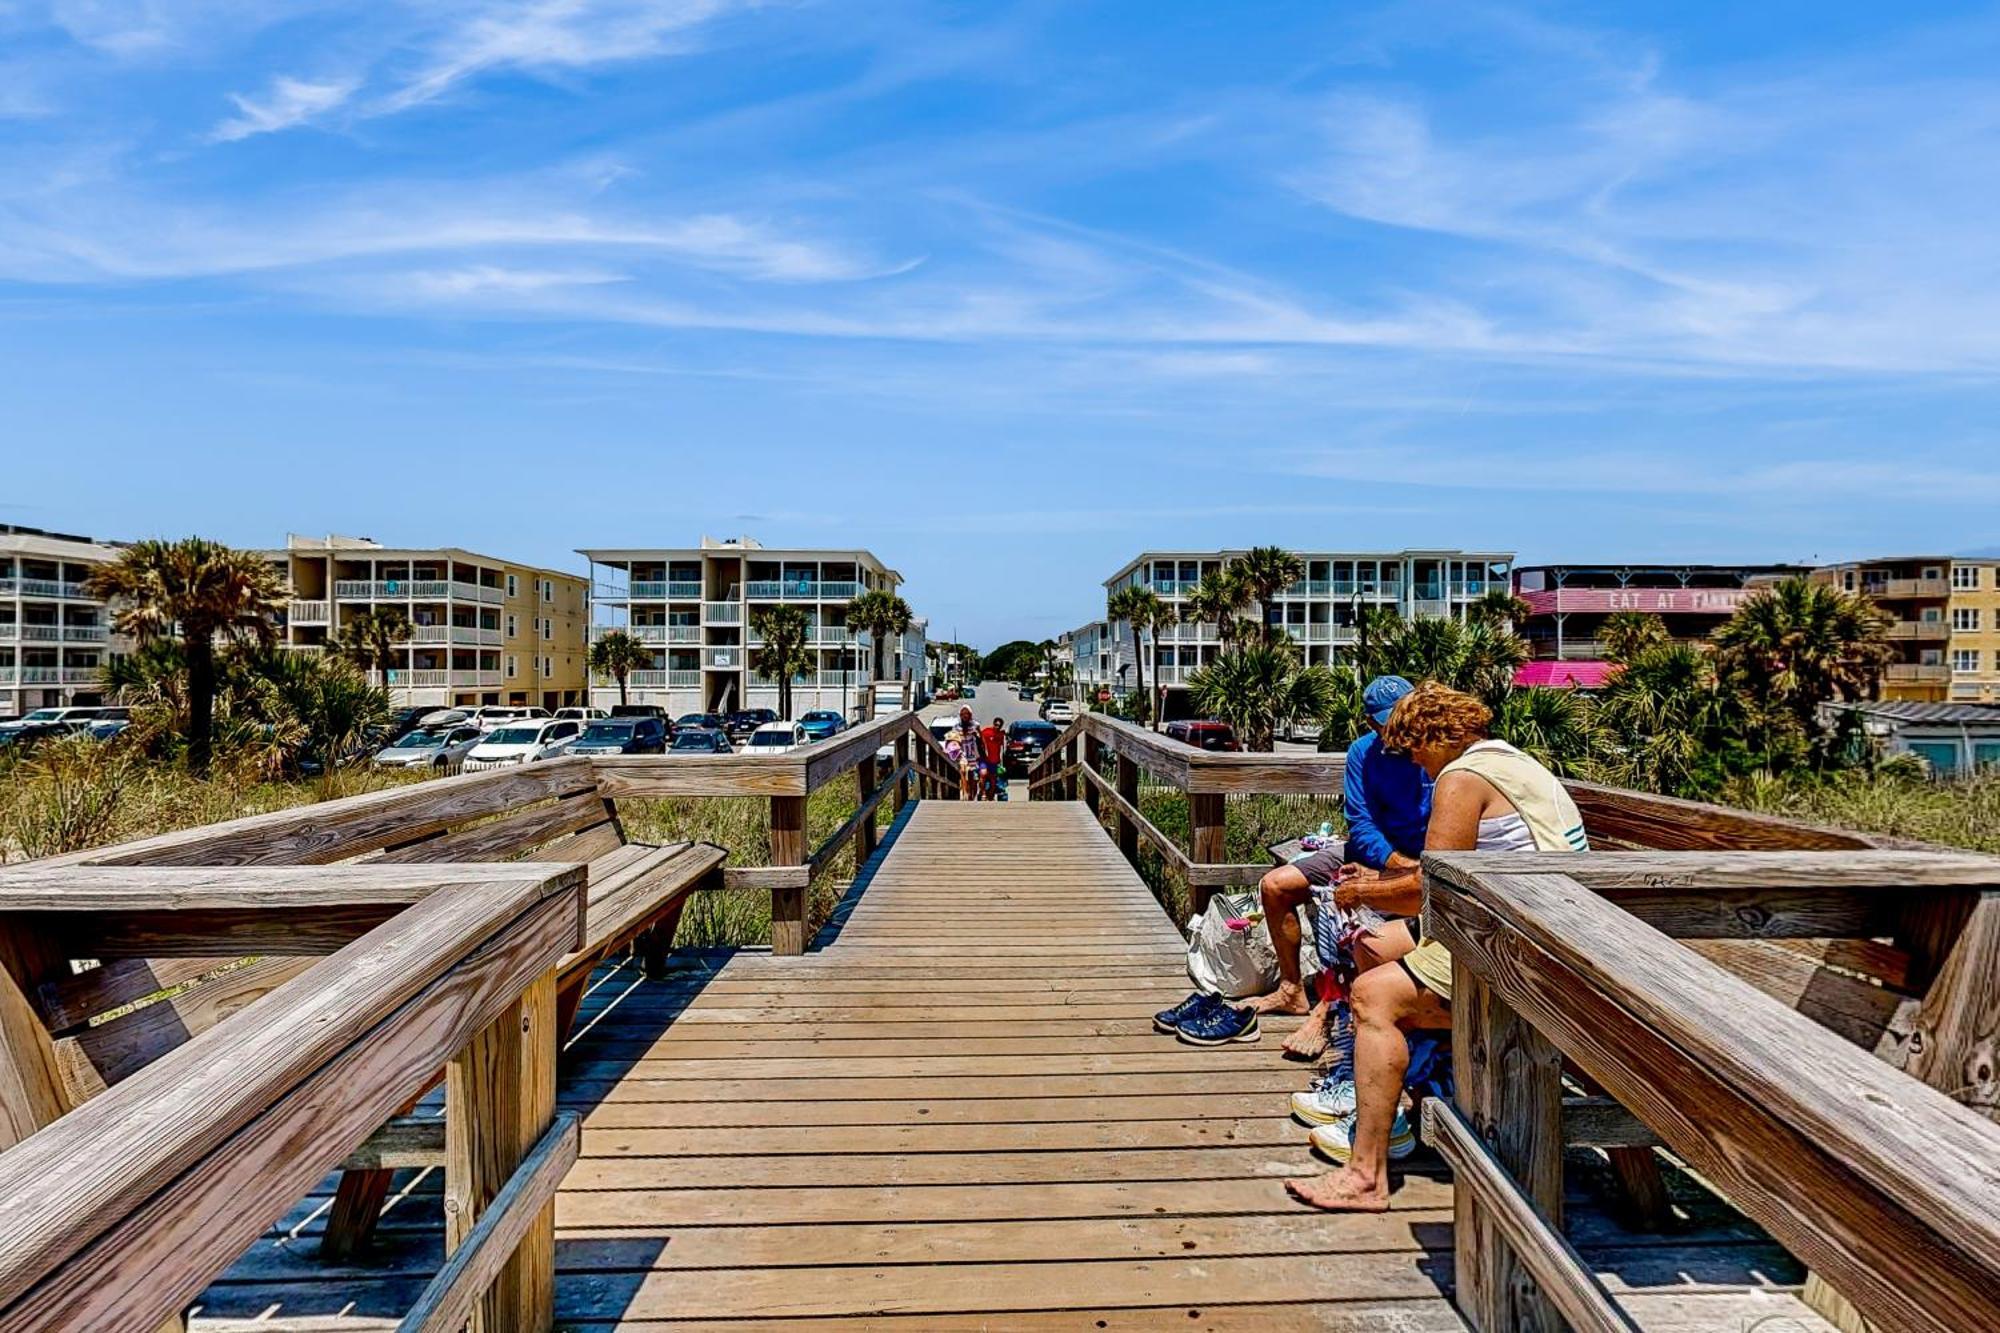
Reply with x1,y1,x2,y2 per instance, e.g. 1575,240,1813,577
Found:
748,731,793,747
581,723,634,742
802,711,839,723
671,733,717,750
486,727,544,745
18,709,62,723
677,714,713,727
391,730,447,748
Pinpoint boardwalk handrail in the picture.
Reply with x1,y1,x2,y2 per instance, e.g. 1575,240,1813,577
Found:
1422,854,2000,1333
0,861,585,1331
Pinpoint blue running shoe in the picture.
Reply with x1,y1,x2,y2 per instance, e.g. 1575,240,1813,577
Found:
1153,991,1220,1034
1176,1001,1261,1046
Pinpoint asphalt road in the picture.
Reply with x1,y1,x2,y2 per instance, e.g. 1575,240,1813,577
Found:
919,679,1048,728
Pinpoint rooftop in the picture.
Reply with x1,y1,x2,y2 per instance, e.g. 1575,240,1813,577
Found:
1826,700,2000,726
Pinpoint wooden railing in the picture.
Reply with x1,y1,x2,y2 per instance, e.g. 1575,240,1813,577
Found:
1025,711,2000,1331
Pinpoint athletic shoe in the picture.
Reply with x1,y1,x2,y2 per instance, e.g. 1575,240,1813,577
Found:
1175,1002,1261,1046
1290,1077,1357,1126
1153,991,1221,1034
1307,1110,1417,1163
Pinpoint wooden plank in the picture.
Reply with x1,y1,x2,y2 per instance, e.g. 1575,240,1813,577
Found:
0,862,581,912
720,864,810,891
1901,889,2000,1122
768,795,808,957
1562,780,1881,852
804,765,905,878
374,792,609,865
1425,1100,1640,1333
801,714,914,793
589,755,805,799
0,922,73,1152
571,845,722,964
1425,848,2000,893
342,1113,446,1169
446,969,559,1333
1682,938,1920,1056
36,958,241,1036
0,881,582,1331
399,1112,578,1333
1426,870,2000,1333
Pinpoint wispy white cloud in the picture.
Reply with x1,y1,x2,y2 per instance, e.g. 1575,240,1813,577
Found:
211,74,359,141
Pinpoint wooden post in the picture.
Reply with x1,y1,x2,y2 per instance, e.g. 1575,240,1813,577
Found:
1189,792,1226,919
892,734,911,813
1116,751,1140,867
1453,955,1565,1333
447,970,558,1333
0,922,73,1154
769,794,808,956
1082,735,1104,817
855,759,879,868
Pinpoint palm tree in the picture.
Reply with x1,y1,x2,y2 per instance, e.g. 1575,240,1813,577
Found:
1106,585,1174,725
335,606,412,686
588,629,652,708
1184,567,1253,646
1466,587,1533,629
84,537,286,773
750,605,815,720
1592,642,1734,795
844,589,914,685
1186,644,1341,752
1713,577,1895,749
1493,686,1596,777
1235,546,1307,644
1599,611,1669,666
1038,639,1060,689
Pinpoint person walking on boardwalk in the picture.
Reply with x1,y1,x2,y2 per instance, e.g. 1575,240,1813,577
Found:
951,704,983,801
980,716,1006,800
1247,675,1430,1058
1285,682,1588,1212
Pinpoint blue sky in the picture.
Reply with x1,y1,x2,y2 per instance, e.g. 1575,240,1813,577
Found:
4,1,1999,646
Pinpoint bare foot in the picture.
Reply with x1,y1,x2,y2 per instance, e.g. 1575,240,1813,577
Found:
1285,1169,1390,1213
1281,1007,1330,1059
1247,982,1310,1016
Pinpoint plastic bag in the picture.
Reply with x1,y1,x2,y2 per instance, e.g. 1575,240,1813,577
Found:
1186,891,1323,999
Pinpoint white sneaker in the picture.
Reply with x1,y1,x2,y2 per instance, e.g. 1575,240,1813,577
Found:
1308,1110,1416,1163
1290,1078,1356,1126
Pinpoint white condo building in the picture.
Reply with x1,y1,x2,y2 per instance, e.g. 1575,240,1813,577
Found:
1081,548,1515,703
580,537,924,717
1,526,127,718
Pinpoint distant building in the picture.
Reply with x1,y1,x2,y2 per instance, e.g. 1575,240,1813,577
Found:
0,525,127,717
1822,700,2000,775
1511,561,1808,688
1063,620,1124,701
1812,557,2000,703
1099,549,1514,713
579,536,916,717
269,535,588,710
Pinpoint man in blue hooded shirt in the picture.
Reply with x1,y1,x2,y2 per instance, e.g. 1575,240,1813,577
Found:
1247,676,1431,1058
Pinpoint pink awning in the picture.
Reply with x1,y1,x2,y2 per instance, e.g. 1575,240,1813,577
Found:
1513,660,1618,690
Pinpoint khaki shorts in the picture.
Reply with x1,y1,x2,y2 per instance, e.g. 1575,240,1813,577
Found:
1400,939,1454,1002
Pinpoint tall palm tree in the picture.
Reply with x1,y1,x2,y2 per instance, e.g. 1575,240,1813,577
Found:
588,629,652,708
1186,644,1341,752
1493,686,1596,777
1599,611,1669,665
844,590,914,685
1106,585,1174,725
1592,642,1734,795
335,606,412,686
1235,546,1307,644
1466,587,1532,629
750,605,815,720
84,537,287,773
1184,567,1253,646
1038,639,1060,688
1713,577,1894,745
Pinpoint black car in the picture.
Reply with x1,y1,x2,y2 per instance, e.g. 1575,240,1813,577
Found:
1004,720,1063,775
725,708,778,740
611,704,669,721
569,717,668,756
676,712,726,736
670,728,733,754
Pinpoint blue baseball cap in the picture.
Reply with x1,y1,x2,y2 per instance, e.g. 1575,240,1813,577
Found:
1363,675,1415,725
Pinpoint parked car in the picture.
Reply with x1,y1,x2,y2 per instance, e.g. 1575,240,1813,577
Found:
461,718,581,770
1017,685,1037,701
465,705,551,731
798,709,847,741
3,705,111,730
745,720,809,755
378,705,442,740
0,720,81,752
1040,699,1078,725
1004,719,1064,775
725,708,779,740
85,717,130,741
374,724,486,769
553,706,608,723
669,728,733,754
568,717,668,756
1165,719,1241,752
676,712,727,736
610,704,668,720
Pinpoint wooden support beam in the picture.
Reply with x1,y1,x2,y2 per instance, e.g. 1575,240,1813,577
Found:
768,795,808,957
1116,753,1140,868
1082,736,1104,817
856,760,880,867
891,734,911,814
1452,952,1566,1333
447,970,558,1333
1189,792,1226,919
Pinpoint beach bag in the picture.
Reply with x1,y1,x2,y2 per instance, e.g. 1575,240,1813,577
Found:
1185,893,1325,999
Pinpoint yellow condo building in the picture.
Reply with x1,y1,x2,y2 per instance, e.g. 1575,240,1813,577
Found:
1815,556,2000,703
268,535,588,709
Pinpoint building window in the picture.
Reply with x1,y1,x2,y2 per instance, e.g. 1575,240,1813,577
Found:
506,574,518,598
1953,649,1980,673
1923,566,1943,581
1953,565,1981,590
506,614,516,638
506,655,517,677
1954,608,1981,632
542,579,553,601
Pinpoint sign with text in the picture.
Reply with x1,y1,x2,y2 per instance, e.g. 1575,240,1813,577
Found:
1522,587,1754,615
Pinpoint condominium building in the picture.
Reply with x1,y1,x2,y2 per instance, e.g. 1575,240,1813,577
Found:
1093,549,1514,709
269,535,589,709
0,525,126,718
1814,557,2000,703
1062,620,1123,703
579,536,919,716
1511,562,1808,689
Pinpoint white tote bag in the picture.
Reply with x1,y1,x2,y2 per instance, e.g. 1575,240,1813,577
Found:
1185,892,1323,999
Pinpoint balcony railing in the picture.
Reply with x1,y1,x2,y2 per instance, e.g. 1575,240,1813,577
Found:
630,581,704,600
704,603,742,623
1280,580,1333,597
1889,621,1951,641
450,670,502,688
335,580,448,600
287,600,329,623
706,649,742,669
629,670,701,688
14,578,85,599
17,666,96,684
1886,663,1952,683
411,625,503,647
389,668,448,688
1867,579,1950,599
819,581,859,600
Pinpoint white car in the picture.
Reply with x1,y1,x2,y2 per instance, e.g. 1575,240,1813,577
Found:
553,706,608,722
744,720,809,756
461,719,581,770
373,724,485,770
465,705,551,731
1041,700,1078,725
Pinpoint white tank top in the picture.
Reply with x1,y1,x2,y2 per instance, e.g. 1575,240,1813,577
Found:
1475,812,1537,853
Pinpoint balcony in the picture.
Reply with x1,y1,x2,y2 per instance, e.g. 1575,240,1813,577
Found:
288,600,330,624
704,603,742,624
61,625,109,643
1888,621,1951,642
1412,599,1450,619
1280,580,1333,597
1886,663,1951,684
629,670,702,688
816,625,855,644
598,625,699,645
819,581,859,600
15,578,86,600
392,669,449,688
410,625,502,647
450,670,502,689
1867,579,1950,600
629,581,703,600
18,666,99,684
335,580,449,600
705,649,742,669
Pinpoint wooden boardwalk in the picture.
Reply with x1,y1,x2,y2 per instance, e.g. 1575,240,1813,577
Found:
192,800,1837,1330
